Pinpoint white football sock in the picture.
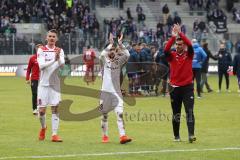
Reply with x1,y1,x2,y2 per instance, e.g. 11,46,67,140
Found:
101,114,108,136
39,114,46,129
52,113,59,136
116,112,125,137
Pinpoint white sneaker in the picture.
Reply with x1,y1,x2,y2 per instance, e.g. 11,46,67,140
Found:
33,109,38,115
237,90,240,93
173,137,181,142
227,89,231,93
216,90,221,93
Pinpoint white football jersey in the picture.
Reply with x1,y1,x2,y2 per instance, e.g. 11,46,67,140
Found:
100,45,130,93
37,45,65,87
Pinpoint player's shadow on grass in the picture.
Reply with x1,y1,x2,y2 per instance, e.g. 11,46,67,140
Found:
58,76,136,121
58,55,168,121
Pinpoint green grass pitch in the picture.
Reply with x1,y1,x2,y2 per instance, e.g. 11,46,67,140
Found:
0,75,239,160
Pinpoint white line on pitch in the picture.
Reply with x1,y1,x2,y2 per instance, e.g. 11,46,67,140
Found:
0,147,239,159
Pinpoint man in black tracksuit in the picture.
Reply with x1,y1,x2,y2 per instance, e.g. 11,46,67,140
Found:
216,43,232,92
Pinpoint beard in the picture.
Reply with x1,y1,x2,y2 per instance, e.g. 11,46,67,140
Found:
108,52,115,59
176,48,184,54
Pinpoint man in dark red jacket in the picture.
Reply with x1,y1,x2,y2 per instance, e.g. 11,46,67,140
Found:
164,24,196,143
26,44,43,115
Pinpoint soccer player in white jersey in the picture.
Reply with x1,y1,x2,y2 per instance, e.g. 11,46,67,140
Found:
37,29,65,142
99,33,132,144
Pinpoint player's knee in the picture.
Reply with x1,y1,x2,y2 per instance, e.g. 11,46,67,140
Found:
39,111,45,116
102,114,108,121
116,112,123,121
51,106,58,114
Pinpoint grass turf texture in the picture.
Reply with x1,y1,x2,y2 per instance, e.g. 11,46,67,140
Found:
0,75,239,160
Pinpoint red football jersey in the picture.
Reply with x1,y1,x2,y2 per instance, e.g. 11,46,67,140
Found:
26,54,40,81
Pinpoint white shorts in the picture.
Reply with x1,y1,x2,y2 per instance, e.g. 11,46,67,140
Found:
99,92,123,114
37,85,61,107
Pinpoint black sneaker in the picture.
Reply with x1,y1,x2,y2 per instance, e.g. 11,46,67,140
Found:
208,89,213,93
189,136,196,143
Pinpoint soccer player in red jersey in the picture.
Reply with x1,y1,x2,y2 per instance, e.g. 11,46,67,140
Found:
83,45,96,84
164,24,196,143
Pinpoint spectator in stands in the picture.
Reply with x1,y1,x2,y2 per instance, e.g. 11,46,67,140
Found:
197,19,207,42
126,8,133,20
197,0,204,10
198,20,206,33
188,0,196,11
162,4,170,25
136,4,143,16
127,43,141,95
139,43,153,95
226,0,234,12
156,24,165,47
206,0,219,11
200,30,208,43
192,18,200,40
236,39,240,54
154,41,169,96
233,8,240,23
173,11,182,25
176,0,181,5
225,39,233,53
138,12,146,28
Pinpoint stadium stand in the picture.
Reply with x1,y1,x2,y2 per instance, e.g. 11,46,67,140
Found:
0,0,240,58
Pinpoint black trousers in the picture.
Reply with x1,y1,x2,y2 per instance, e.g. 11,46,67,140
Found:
218,70,229,90
31,80,38,110
193,68,202,97
170,83,195,138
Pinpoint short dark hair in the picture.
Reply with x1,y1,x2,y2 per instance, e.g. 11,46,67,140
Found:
48,29,58,35
132,43,137,47
203,42,208,48
176,37,182,41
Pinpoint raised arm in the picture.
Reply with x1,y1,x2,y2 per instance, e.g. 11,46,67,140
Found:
118,45,130,66
100,33,114,65
164,36,175,57
164,24,179,57
100,44,113,60
178,32,194,55
118,33,130,65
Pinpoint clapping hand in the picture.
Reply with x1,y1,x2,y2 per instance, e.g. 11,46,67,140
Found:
172,23,181,37
109,33,114,45
55,47,61,61
118,33,123,46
